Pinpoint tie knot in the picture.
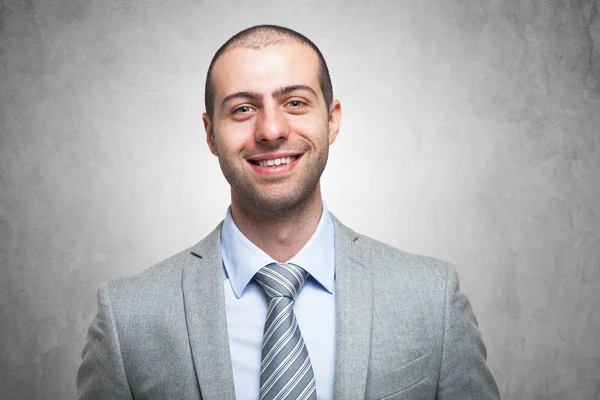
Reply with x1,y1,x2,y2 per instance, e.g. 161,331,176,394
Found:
254,262,309,300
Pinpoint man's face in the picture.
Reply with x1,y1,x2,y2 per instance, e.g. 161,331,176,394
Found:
204,42,341,215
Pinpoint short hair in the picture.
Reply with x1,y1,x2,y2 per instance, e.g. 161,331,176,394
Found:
204,24,333,120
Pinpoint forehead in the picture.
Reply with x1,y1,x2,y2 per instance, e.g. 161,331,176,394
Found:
211,43,321,100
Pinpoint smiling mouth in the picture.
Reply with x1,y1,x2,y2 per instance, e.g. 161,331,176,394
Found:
248,155,300,167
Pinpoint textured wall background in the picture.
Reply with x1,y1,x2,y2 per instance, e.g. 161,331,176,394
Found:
1,0,599,399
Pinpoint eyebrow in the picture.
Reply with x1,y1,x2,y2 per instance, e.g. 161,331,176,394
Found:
220,84,319,110
273,84,318,99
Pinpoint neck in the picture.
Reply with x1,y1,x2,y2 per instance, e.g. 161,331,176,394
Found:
230,186,324,262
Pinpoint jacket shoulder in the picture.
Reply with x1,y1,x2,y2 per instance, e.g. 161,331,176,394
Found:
104,222,222,298
353,232,454,276
331,213,453,278
106,245,198,296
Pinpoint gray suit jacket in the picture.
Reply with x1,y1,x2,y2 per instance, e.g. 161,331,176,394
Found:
77,216,500,399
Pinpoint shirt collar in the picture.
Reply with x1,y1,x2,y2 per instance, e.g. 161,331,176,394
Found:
221,202,335,299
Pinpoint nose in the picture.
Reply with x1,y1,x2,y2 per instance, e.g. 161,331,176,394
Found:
254,103,289,144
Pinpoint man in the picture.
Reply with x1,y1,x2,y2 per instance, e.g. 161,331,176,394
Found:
77,25,500,399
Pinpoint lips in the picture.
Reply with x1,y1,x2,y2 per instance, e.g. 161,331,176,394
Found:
248,154,302,167
247,153,302,174
254,156,298,167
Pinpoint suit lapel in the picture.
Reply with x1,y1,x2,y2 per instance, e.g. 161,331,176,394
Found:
331,215,373,400
182,223,236,400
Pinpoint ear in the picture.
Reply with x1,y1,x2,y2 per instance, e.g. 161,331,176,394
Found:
327,99,342,145
203,112,219,156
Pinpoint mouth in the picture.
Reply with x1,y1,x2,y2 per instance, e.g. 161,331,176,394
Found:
246,153,303,175
248,155,300,167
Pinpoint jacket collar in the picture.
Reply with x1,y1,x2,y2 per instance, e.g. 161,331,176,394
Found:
183,222,236,400
330,215,373,400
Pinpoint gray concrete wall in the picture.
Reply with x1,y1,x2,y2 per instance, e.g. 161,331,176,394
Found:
1,0,599,399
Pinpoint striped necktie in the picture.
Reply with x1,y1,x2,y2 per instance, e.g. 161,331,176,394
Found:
253,262,317,400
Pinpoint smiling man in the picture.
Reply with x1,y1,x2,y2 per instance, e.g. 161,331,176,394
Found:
77,25,500,400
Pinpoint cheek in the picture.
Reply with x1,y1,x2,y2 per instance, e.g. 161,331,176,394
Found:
287,115,328,141
214,123,254,153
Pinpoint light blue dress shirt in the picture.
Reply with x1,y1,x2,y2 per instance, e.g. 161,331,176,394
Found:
220,203,336,400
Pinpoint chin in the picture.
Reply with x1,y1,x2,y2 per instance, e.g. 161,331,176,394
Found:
253,198,305,214
242,189,317,216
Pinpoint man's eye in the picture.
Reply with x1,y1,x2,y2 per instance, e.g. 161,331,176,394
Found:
234,106,252,113
288,100,304,107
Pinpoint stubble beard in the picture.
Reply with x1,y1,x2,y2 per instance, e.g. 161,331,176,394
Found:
219,142,329,219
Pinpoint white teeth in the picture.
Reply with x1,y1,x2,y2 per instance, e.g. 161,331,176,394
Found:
257,156,297,167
